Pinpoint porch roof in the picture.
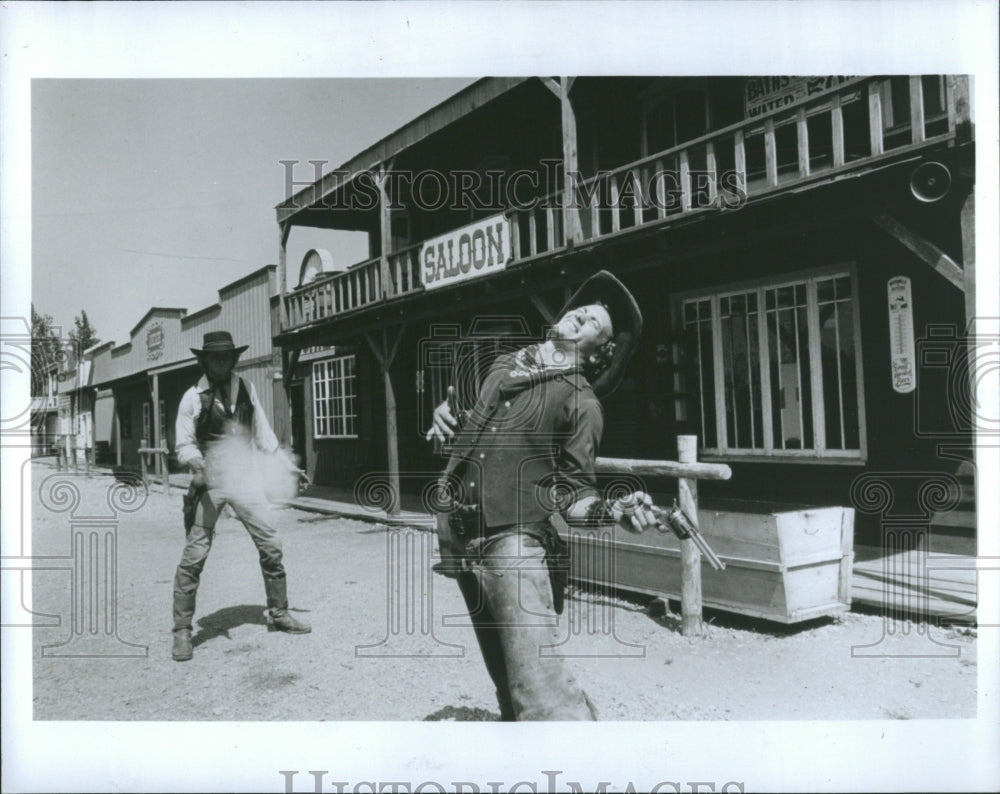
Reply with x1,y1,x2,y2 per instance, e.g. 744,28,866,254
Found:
275,77,530,225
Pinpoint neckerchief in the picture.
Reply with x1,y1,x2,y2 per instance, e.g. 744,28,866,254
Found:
499,344,576,397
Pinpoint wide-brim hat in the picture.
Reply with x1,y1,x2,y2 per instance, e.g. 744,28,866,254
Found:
190,331,249,358
559,270,643,398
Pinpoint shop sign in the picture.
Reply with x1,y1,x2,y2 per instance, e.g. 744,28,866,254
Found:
887,276,916,394
744,76,852,118
146,322,164,360
421,214,511,291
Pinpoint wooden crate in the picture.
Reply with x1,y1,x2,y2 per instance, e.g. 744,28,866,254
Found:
567,499,855,624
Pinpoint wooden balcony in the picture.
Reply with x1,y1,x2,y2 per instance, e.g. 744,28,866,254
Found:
282,76,967,334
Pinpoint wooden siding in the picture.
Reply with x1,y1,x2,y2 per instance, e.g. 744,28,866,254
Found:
92,266,277,385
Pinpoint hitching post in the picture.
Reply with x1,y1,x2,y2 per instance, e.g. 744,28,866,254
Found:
677,435,703,637
596,435,730,639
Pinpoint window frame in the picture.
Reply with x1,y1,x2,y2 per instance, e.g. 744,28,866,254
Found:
673,263,868,464
312,354,358,440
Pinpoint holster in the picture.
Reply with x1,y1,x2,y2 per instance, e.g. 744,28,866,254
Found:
182,483,207,533
434,505,480,575
542,513,571,615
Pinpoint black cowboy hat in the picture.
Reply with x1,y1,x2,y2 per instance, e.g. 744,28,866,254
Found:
558,270,643,398
190,331,249,358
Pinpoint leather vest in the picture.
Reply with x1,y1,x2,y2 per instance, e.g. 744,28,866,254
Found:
195,378,254,449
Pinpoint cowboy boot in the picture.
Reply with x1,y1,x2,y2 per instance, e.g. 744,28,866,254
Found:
264,578,311,634
172,592,197,661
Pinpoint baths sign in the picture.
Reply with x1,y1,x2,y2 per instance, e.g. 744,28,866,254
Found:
422,214,511,291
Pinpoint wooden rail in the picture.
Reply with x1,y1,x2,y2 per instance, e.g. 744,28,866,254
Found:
284,256,383,328
386,241,424,298
138,445,170,493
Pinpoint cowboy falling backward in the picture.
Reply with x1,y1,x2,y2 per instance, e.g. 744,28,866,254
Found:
427,271,664,721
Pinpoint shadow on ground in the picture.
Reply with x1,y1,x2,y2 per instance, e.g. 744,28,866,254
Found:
193,604,267,646
423,705,500,721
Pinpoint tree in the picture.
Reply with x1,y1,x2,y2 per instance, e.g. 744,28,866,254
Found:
68,310,100,362
31,304,63,395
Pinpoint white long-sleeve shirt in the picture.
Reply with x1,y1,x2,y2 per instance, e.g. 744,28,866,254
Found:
174,373,278,469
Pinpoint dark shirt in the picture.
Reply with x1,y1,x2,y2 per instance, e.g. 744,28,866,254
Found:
443,348,603,531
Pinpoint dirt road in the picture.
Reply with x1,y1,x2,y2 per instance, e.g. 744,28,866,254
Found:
27,462,976,722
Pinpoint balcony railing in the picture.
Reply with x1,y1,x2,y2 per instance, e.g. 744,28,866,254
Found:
285,257,382,328
283,75,962,332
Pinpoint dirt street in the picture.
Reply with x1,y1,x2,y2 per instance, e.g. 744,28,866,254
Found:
28,462,976,722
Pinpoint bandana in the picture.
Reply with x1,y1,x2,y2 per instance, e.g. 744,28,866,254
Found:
499,345,576,397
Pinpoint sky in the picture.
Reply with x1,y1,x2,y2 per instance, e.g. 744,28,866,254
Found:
31,78,475,346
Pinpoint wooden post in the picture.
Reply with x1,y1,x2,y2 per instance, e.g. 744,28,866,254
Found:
867,81,884,157
278,221,291,328
366,328,404,517
560,76,582,246
763,119,778,187
677,435,704,637
163,450,170,493
139,438,148,485
831,92,845,168
383,328,400,517
379,169,393,300
960,189,975,334
114,403,122,466
151,372,161,481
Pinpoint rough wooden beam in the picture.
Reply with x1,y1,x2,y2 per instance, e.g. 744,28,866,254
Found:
278,220,291,328
960,190,975,330
530,294,556,323
596,456,732,481
560,76,582,244
282,347,301,384
872,214,965,292
540,77,560,97
381,327,400,516
947,75,973,143
379,169,393,300
364,331,385,368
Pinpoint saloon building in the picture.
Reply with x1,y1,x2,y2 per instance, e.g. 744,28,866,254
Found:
88,265,287,470
273,76,976,551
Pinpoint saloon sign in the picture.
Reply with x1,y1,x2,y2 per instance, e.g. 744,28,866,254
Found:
422,214,511,291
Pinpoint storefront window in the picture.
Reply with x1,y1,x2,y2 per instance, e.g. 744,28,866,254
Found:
313,355,357,438
680,269,865,460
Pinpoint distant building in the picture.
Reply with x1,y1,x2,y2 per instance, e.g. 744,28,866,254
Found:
88,265,286,470
29,357,60,456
